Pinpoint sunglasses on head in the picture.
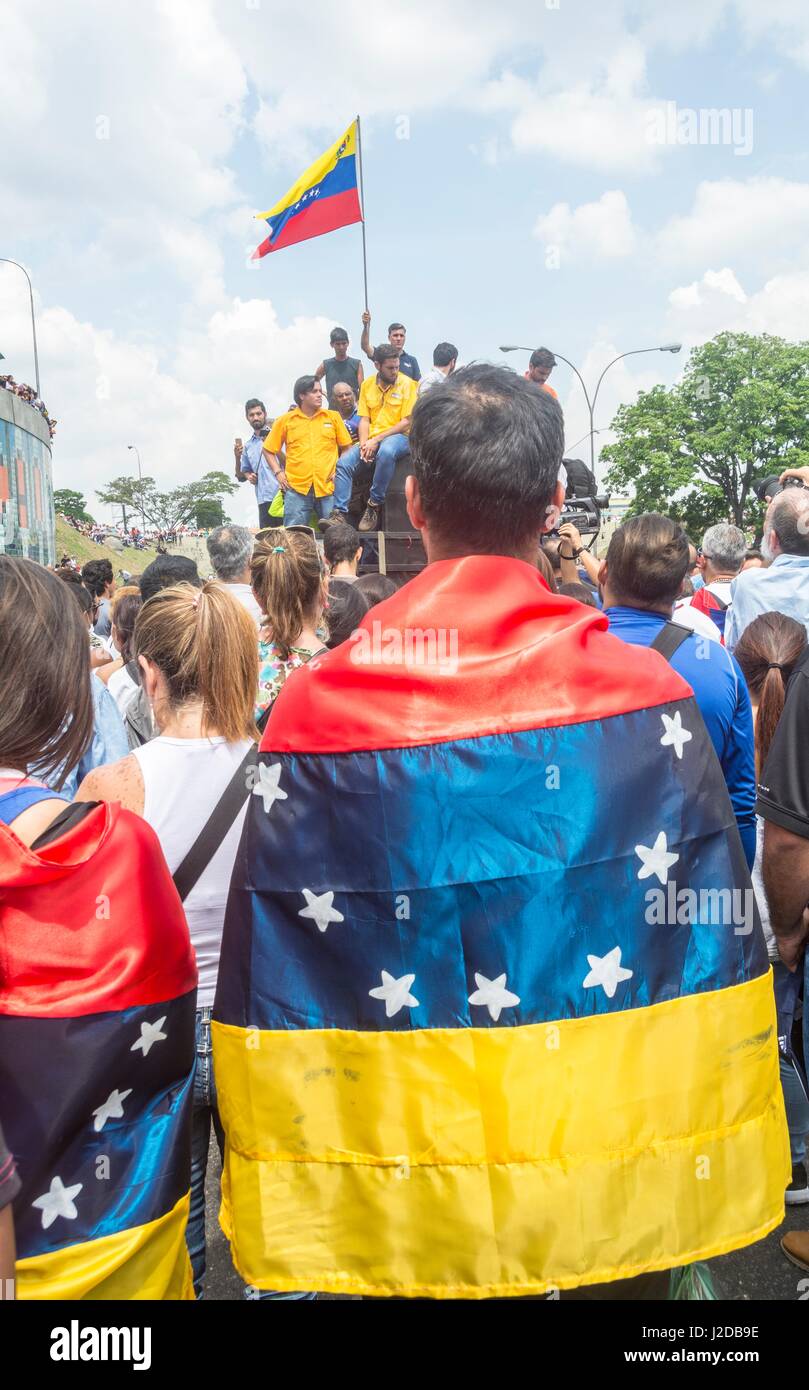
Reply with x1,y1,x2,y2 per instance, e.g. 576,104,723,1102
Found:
256,524,317,542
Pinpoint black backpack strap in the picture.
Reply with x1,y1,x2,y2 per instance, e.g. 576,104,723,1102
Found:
650,621,692,664
172,743,258,902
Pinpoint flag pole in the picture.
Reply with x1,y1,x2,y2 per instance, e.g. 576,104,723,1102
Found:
356,113,370,311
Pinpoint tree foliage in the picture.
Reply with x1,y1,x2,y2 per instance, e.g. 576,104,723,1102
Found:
602,332,809,536
96,471,237,531
53,488,93,523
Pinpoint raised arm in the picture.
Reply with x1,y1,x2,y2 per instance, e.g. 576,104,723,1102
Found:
360,311,374,362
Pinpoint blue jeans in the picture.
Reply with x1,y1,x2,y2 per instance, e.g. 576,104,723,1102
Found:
283,487,334,527
773,960,809,1166
187,1008,316,1300
333,435,409,511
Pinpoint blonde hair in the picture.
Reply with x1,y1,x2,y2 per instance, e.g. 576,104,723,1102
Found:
134,581,258,741
250,528,323,659
110,584,140,615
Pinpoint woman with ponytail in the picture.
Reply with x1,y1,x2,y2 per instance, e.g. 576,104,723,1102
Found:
735,611,809,1206
76,581,263,1297
250,527,328,727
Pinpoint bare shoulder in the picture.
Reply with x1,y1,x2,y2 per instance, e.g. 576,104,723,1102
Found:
77,754,144,815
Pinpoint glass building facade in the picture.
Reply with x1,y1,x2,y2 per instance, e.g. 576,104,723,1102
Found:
0,395,55,566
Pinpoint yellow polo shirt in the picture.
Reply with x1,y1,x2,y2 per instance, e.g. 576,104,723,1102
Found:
358,372,418,438
265,408,351,498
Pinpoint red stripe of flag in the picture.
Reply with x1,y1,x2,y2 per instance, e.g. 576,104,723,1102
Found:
262,556,693,754
253,187,362,260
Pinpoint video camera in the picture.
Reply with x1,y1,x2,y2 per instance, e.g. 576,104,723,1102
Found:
545,457,610,539
754,474,805,503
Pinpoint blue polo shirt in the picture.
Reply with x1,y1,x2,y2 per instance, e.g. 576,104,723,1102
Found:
398,351,421,382
240,429,278,506
605,605,756,867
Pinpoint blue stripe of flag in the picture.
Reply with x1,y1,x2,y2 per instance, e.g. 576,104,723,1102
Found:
216,702,765,1032
265,153,358,246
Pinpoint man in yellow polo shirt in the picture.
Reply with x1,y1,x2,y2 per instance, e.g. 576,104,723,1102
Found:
328,344,418,532
263,375,352,526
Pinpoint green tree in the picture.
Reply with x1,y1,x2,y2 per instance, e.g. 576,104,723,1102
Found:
602,332,809,536
53,488,94,523
194,498,226,529
97,471,237,532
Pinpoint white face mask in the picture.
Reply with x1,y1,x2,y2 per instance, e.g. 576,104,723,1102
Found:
761,528,776,563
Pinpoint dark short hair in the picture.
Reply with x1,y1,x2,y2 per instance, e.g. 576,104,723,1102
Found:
388,322,405,334
540,538,562,573
374,344,399,366
245,398,265,414
605,514,690,608
529,348,556,370
330,327,349,343
433,342,458,368
354,572,399,605
0,556,94,785
325,579,370,649
140,554,201,604
57,567,93,618
81,557,113,597
557,581,598,608
293,375,319,405
409,363,564,555
323,523,361,568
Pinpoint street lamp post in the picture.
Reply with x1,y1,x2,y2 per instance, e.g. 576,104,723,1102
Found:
127,444,147,537
0,258,41,398
499,343,682,472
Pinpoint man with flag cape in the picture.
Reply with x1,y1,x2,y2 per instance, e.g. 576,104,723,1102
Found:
213,364,788,1299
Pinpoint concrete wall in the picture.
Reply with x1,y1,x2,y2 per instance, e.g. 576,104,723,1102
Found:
0,387,55,564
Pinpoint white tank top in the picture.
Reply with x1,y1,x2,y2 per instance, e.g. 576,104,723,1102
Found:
108,664,139,716
132,735,253,1006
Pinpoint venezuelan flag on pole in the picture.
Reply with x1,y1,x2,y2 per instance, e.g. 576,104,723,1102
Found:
252,120,362,260
213,557,788,1298
0,793,197,1299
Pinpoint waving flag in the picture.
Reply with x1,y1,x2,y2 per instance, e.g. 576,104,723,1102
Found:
0,793,197,1300
252,120,362,261
213,556,787,1298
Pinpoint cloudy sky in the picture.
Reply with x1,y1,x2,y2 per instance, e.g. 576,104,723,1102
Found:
2,0,809,523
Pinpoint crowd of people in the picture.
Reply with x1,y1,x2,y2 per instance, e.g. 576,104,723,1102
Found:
0,373,56,437
2,359,809,1303
234,316,465,534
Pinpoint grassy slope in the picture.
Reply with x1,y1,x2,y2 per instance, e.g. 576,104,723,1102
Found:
55,517,161,575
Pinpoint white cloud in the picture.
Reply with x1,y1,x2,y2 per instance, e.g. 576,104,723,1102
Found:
666,266,809,345
493,39,675,175
0,0,247,239
534,191,637,261
0,266,331,527
657,178,809,266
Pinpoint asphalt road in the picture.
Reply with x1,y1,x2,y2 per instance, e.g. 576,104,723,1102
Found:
200,1133,809,1302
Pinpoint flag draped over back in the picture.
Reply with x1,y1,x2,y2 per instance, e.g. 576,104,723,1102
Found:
213,556,788,1299
0,796,197,1299
252,120,362,260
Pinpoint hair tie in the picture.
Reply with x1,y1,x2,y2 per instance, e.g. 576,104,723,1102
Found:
191,591,201,609
272,545,286,554
767,662,786,671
